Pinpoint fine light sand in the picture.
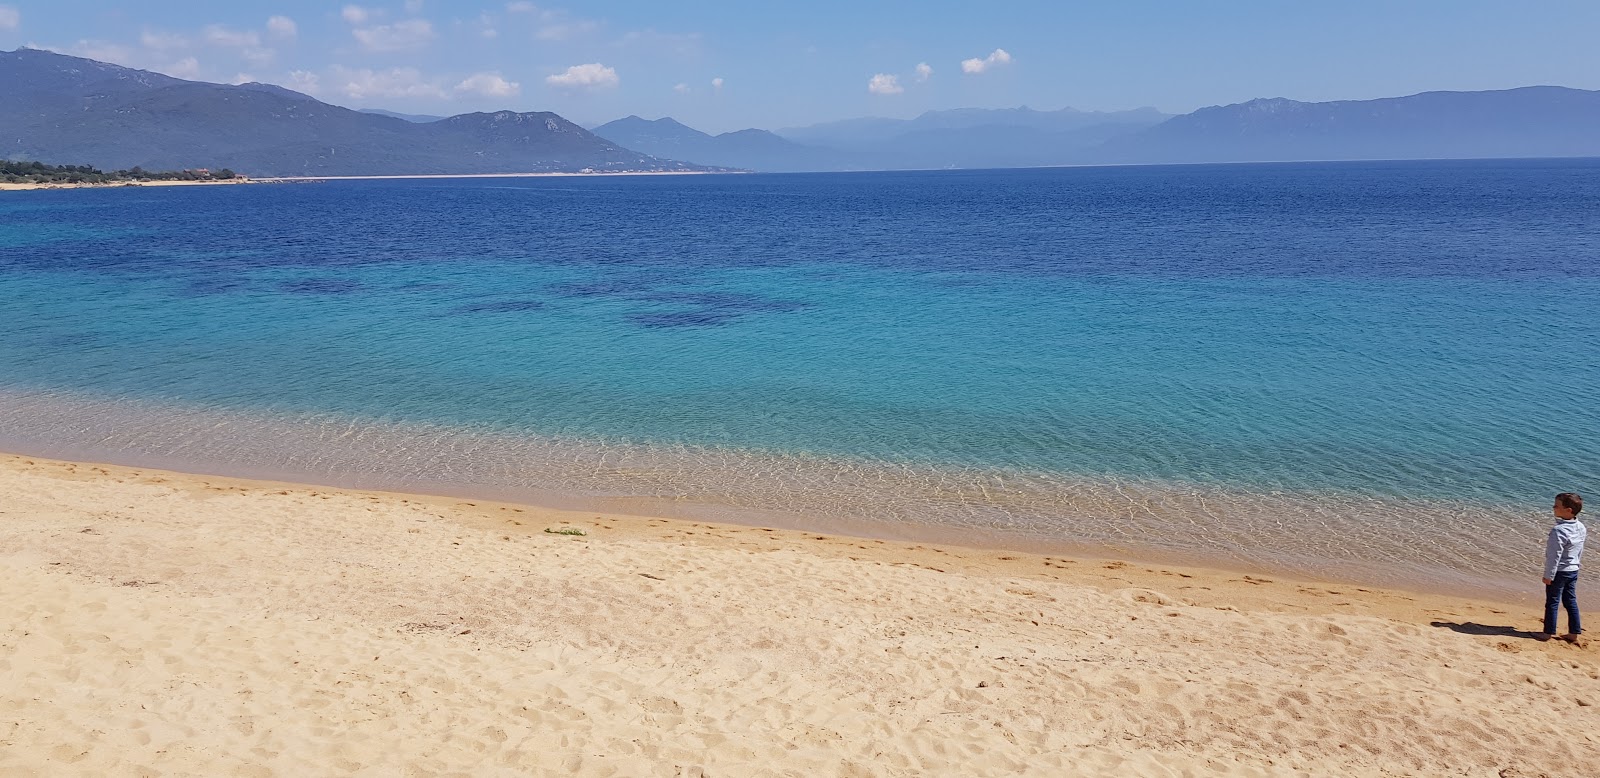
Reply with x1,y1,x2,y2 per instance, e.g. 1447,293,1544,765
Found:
1,454,1596,776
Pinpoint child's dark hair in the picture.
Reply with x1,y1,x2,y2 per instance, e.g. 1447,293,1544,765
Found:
1556,492,1584,516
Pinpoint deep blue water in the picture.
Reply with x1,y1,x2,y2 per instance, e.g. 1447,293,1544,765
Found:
4,161,1599,593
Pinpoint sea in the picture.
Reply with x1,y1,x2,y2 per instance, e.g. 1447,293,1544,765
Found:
3,159,1598,600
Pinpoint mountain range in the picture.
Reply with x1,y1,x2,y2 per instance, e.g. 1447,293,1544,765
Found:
0,48,716,176
592,107,1173,172
590,116,855,172
1096,87,1600,163
5,47,1600,176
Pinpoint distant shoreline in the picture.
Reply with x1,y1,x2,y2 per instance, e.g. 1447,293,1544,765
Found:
252,170,733,182
0,178,256,192
0,170,735,192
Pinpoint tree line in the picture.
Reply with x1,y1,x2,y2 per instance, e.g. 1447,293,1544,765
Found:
1,160,240,184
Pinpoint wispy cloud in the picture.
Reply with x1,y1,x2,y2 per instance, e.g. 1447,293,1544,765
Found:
330,65,448,100
352,19,436,52
614,29,701,58
537,20,599,41
161,56,201,80
341,5,376,25
673,82,690,94
711,76,724,92
471,12,499,39
286,69,321,95
505,1,536,12
0,5,20,31
915,62,932,82
202,24,274,66
545,63,619,90
266,16,297,42
455,71,520,98
202,25,261,49
961,48,1012,74
867,73,902,95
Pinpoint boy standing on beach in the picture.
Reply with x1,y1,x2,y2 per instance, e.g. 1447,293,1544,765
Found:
1541,492,1586,642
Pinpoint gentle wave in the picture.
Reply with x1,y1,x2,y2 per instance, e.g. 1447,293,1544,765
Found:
0,387,1550,600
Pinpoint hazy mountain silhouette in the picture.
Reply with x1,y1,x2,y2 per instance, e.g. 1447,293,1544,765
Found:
779,106,1168,147
591,116,859,172
0,48,717,176
594,109,1170,171
359,108,447,123
1096,87,1600,163
756,106,1166,169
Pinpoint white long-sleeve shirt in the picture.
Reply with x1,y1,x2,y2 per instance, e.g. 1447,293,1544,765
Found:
1544,519,1587,580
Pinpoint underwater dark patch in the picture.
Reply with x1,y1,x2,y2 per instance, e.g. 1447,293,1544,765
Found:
449,299,547,315
279,278,361,295
627,310,742,328
181,277,250,296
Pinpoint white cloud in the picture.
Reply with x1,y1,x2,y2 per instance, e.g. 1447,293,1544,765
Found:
915,62,932,82
404,0,425,13
961,48,1012,74
455,71,520,98
267,16,297,41
867,73,902,95
231,72,255,85
140,29,188,50
341,5,375,25
330,65,447,100
159,56,202,80
505,1,536,12
353,19,435,52
0,6,18,32
545,62,618,90
673,82,689,94
711,76,724,91
286,69,321,94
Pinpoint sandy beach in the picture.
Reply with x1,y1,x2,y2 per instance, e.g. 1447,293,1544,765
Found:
0,179,253,192
1,452,1596,776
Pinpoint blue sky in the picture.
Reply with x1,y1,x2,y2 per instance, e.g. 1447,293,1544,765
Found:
3,1,1597,132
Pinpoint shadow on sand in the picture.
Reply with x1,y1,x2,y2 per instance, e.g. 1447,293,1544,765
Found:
1430,621,1541,640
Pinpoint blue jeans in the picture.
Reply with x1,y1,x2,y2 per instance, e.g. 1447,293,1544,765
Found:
1544,570,1582,635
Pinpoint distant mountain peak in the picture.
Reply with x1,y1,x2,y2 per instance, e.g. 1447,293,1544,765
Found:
1103,86,1600,163
0,49,720,175
606,115,695,130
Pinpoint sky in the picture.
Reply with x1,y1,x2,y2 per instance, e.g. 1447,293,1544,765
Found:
2,1,1598,133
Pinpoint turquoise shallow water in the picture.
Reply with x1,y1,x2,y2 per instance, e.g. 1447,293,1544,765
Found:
3,161,1598,597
